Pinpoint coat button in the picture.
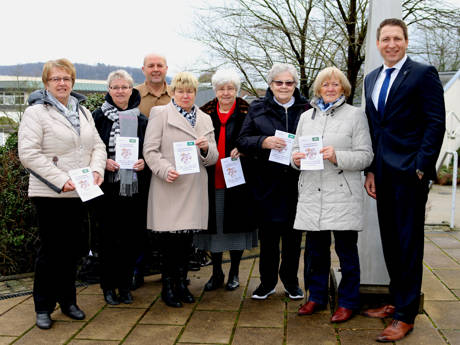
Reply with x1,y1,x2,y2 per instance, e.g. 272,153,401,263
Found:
318,188,321,191
340,184,343,187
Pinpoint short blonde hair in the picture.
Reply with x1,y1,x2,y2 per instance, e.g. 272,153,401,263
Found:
107,69,134,88
170,72,198,93
312,67,351,98
42,58,76,86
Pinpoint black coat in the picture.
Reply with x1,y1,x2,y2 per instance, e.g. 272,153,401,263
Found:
92,89,151,200
202,97,256,234
236,88,309,224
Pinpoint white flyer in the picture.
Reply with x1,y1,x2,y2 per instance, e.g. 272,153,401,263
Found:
115,137,139,169
299,135,324,170
221,157,246,188
173,140,200,175
68,167,104,202
268,130,295,165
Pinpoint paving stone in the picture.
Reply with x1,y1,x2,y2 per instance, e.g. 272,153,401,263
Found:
450,231,460,241
0,336,16,345
442,330,460,345
424,246,459,269
422,267,457,301
198,285,244,311
78,284,103,295
14,320,82,345
397,314,446,345
110,283,160,309
75,307,144,340
424,301,460,329
0,302,35,336
238,282,285,328
139,299,194,325
286,313,337,345
179,310,236,343
123,324,182,345
67,340,119,345
53,294,105,321
338,329,382,345
232,327,284,345
428,234,460,249
433,269,460,289
0,296,30,315
445,249,460,262
335,314,385,330
452,289,460,298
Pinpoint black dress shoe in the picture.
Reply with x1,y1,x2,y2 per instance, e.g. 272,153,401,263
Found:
61,305,85,320
162,277,182,308
104,289,120,305
119,289,134,304
225,275,240,291
36,312,52,329
204,274,224,291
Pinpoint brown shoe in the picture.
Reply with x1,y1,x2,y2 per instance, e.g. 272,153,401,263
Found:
376,319,414,342
363,304,396,318
331,307,354,323
298,301,323,316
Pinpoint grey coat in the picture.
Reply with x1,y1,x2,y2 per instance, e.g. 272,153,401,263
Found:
291,97,373,231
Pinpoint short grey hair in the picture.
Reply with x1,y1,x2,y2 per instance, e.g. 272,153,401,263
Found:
107,69,134,88
211,69,241,93
267,63,299,86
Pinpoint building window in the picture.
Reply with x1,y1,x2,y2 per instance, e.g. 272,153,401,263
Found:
0,92,25,105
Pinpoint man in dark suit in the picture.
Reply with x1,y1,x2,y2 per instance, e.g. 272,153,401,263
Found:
363,18,445,342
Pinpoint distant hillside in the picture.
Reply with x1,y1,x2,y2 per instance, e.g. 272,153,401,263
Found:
0,63,145,84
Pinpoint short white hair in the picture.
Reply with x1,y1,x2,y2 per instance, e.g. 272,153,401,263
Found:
267,63,299,86
107,69,134,88
211,69,241,93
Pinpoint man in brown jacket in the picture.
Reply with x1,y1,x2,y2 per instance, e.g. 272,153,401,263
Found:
135,53,171,117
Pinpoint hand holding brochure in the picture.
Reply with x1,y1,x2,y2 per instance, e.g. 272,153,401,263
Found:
115,137,139,169
268,130,295,165
68,167,104,202
221,157,245,188
298,135,324,170
173,141,200,174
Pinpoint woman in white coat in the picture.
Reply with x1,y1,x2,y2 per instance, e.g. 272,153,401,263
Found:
18,59,106,329
292,67,373,323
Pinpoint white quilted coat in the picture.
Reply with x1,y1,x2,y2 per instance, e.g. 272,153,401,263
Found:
18,102,106,198
292,97,373,231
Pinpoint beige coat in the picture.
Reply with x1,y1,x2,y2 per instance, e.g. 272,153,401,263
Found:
18,102,106,198
143,102,218,231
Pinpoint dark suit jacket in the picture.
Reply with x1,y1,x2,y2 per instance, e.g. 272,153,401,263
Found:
364,57,445,180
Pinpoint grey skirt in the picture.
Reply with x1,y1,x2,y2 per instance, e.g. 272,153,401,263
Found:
194,189,258,252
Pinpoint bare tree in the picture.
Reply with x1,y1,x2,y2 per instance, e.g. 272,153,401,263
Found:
192,0,459,104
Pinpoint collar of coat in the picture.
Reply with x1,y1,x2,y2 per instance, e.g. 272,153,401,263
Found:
104,88,141,111
200,97,249,116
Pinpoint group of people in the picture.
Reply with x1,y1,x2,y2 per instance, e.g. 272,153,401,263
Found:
18,18,445,343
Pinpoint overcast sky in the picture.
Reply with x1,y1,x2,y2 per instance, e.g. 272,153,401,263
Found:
2,0,459,75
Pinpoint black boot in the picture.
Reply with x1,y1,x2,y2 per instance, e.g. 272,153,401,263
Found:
161,276,182,308
175,266,195,303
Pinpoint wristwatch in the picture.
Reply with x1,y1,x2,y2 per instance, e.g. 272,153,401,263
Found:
416,169,424,179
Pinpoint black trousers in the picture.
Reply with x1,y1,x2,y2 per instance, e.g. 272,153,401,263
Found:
98,183,144,291
158,232,194,279
376,171,429,324
258,221,302,289
32,197,86,313
304,231,360,310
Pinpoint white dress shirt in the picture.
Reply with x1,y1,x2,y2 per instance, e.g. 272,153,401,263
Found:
371,55,408,110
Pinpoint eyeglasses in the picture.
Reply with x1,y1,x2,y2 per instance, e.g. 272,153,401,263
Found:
109,86,132,91
48,77,72,83
272,80,295,87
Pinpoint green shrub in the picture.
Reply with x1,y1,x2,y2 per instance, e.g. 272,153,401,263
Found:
82,93,105,112
0,131,38,275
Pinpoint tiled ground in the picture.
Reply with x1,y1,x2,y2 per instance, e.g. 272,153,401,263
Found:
0,230,459,345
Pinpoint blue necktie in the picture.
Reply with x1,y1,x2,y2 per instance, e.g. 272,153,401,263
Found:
377,68,395,117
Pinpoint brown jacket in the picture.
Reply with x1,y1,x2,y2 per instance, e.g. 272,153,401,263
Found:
135,81,171,117
143,102,218,231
